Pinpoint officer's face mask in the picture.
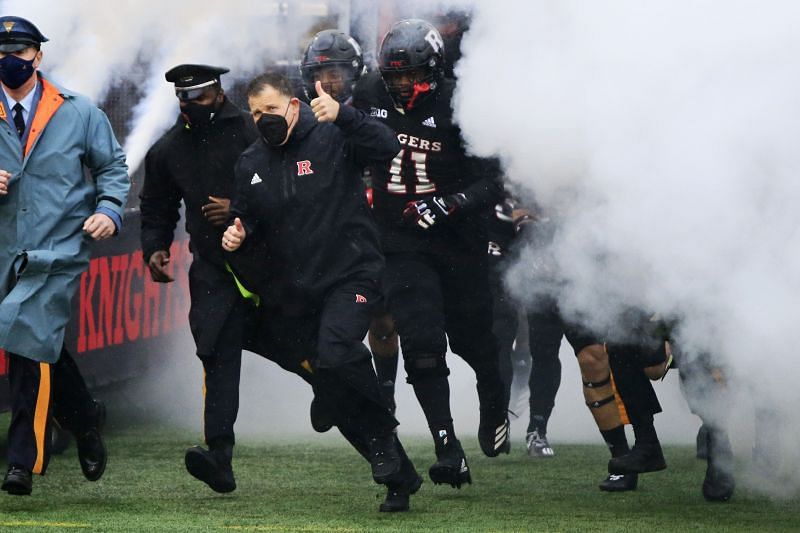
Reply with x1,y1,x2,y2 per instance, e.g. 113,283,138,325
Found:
180,101,217,127
256,101,293,147
0,53,37,90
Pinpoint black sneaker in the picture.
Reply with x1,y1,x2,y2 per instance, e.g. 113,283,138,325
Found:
608,442,667,474
599,472,638,492
380,454,423,513
310,396,334,433
2,465,32,496
703,429,735,502
429,437,472,489
369,435,403,485
185,446,236,493
477,379,510,457
76,400,107,482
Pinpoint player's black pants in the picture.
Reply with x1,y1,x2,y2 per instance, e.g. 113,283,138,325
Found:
490,266,562,432
249,277,398,439
6,346,95,475
385,250,503,430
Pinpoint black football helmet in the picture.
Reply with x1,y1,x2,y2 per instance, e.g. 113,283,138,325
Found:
300,29,365,103
378,19,445,111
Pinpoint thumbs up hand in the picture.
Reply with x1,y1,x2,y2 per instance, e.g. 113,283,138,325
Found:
310,80,340,123
222,217,246,251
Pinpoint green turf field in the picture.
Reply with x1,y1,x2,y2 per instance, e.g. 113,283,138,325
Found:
0,414,798,532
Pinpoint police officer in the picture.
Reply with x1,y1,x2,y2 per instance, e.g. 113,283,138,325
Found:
0,16,129,495
140,64,258,493
222,72,421,512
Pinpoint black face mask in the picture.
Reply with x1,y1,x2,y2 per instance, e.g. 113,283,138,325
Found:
180,100,218,127
256,102,291,146
0,54,36,90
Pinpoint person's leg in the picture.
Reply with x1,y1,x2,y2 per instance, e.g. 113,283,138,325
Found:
384,253,470,487
184,299,246,494
561,321,637,491
314,278,422,509
3,353,52,495
50,346,107,481
489,262,519,409
440,251,510,458
606,344,667,476
524,298,562,457
368,311,399,412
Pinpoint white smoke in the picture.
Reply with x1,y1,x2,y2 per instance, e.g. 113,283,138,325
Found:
454,0,800,493
1,0,323,173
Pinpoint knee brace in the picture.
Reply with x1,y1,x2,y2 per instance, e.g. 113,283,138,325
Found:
404,353,450,385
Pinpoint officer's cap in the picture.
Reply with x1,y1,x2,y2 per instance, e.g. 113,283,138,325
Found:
165,64,229,101
0,16,48,53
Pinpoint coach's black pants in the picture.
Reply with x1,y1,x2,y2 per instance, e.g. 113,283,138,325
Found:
7,346,95,475
249,277,397,439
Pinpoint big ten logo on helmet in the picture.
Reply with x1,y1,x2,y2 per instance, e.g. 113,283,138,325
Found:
397,133,441,152
370,107,388,119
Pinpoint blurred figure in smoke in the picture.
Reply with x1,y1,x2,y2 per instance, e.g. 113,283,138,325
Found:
677,351,736,502
223,72,421,513
433,9,471,79
511,215,671,491
140,64,258,493
353,19,511,491
300,29,366,104
488,195,562,458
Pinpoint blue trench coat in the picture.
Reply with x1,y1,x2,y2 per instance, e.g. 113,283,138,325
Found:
0,74,129,363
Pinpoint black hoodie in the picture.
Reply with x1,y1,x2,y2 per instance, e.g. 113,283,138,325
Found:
229,102,400,315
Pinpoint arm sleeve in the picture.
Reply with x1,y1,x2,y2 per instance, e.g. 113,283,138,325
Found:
229,153,259,237
456,155,504,213
139,146,182,263
85,106,130,219
334,104,401,167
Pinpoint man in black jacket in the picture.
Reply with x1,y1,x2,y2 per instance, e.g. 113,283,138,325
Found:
223,72,421,513
140,64,258,493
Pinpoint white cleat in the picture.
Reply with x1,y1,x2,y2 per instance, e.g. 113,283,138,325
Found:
526,431,555,458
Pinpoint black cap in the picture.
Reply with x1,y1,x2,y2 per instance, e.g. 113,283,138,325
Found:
165,64,229,101
0,16,48,53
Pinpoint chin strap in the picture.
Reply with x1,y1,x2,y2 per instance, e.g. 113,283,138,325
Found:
406,81,431,110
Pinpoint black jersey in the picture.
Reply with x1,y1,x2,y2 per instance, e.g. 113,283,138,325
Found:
352,71,503,254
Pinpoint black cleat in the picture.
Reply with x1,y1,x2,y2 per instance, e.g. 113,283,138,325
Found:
703,429,735,502
2,465,32,496
477,379,511,457
599,472,638,492
380,455,423,513
185,446,236,493
369,435,403,485
608,442,667,474
429,438,472,489
77,400,107,481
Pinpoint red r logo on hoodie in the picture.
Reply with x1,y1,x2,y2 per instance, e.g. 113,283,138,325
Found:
296,160,314,176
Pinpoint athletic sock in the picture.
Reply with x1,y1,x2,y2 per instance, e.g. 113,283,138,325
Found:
430,422,457,451
412,375,453,429
529,414,550,435
630,414,659,446
373,351,399,386
600,425,630,458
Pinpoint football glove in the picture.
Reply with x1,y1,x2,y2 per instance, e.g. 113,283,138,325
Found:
403,193,466,230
